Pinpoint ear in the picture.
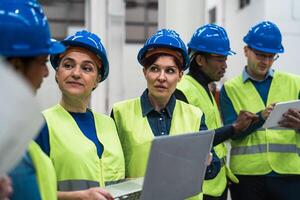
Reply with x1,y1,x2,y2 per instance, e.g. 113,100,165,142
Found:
8,58,26,74
244,46,249,57
95,75,101,86
143,67,147,78
178,70,183,82
93,82,99,89
195,54,203,67
55,69,59,83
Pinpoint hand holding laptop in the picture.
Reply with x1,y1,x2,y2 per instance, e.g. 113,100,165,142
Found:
77,187,113,200
206,153,212,166
0,175,12,200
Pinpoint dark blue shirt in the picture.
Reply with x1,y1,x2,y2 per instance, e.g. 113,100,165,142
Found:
140,89,207,136
9,152,41,200
35,109,103,158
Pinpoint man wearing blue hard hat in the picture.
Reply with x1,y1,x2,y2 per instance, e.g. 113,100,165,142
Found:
175,24,260,200
0,0,65,199
220,21,300,200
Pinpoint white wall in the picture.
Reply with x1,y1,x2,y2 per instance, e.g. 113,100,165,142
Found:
205,0,225,24
158,0,205,44
85,0,109,114
36,65,61,110
222,0,266,81
105,0,126,113
264,0,300,75
122,44,146,100
88,0,145,114
223,0,300,81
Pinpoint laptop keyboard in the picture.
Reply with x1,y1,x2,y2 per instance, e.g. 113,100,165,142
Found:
114,190,141,200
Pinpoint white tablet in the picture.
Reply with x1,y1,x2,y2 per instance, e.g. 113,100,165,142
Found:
263,99,300,129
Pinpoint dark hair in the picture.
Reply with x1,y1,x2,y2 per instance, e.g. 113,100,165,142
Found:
141,53,183,70
5,56,38,73
6,56,36,66
188,51,213,72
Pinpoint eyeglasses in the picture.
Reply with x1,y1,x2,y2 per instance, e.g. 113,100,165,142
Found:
249,48,279,61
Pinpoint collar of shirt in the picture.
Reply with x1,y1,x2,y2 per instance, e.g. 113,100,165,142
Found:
140,89,175,118
242,67,274,83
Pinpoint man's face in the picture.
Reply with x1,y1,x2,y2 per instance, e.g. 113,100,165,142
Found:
244,46,278,80
195,54,228,81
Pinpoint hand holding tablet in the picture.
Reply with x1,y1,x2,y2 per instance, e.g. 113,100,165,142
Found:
263,100,300,129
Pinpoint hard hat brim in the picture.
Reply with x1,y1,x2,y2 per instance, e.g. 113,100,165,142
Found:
48,39,66,55
248,44,284,54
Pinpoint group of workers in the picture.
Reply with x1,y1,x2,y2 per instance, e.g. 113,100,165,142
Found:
0,0,299,200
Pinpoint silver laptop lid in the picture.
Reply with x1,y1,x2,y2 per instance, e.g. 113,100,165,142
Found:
140,130,215,200
105,178,143,198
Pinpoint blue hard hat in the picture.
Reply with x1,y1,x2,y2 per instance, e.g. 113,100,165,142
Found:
50,30,109,82
0,0,65,57
243,21,284,54
137,29,189,70
187,24,235,56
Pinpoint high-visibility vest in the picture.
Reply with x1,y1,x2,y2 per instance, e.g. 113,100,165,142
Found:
113,98,204,200
224,71,300,175
43,104,125,190
177,75,238,197
28,141,57,200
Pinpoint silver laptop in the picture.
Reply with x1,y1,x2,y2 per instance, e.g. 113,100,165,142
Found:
105,130,215,200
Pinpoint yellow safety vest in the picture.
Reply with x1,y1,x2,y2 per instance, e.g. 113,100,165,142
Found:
177,75,238,197
113,98,204,200
28,141,57,200
224,71,300,175
43,104,125,190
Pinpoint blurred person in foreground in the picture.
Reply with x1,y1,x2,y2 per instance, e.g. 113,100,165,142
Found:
0,0,65,199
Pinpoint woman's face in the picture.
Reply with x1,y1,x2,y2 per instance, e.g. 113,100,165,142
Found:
9,55,49,93
24,55,49,92
143,55,183,102
56,51,100,98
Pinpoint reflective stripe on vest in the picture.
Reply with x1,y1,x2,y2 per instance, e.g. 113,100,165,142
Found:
43,104,125,189
58,180,99,191
231,144,300,155
224,71,300,175
177,75,238,197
